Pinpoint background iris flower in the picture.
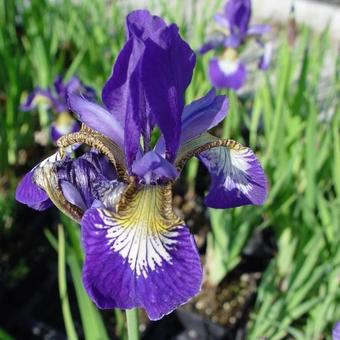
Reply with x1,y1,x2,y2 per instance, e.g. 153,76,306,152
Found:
200,0,272,90
333,323,340,340
16,10,267,321
21,75,96,143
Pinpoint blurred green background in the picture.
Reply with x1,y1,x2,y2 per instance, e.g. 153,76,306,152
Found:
0,0,339,339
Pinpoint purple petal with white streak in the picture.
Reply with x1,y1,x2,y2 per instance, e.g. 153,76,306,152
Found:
209,58,247,90
81,203,202,320
198,143,267,208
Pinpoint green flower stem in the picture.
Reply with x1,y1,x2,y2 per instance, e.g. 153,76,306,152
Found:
126,309,139,340
58,224,78,340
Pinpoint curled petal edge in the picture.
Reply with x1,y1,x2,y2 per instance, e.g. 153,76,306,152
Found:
33,153,84,223
33,125,130,223
175,133,268,208
57,124,128,181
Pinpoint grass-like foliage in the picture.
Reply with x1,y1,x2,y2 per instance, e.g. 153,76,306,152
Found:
0,0,339,339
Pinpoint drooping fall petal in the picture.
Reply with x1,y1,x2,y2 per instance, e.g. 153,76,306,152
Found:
209,57,247,90
81,185,202,320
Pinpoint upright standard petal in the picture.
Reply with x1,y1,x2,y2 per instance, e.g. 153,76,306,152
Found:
142,24,196,161
102,10,165,131
181,89,228,143
176,135,267,209
209,57,247,90
64,76,81,95
102,37,148,167
101,38,136,126
82,184,202,320
68,94,124,148
225,0,251,41
155,89,228,155
124,39,150,167
126,10,166,40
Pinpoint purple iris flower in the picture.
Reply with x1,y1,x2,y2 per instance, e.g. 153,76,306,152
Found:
200,0,271,90
16,10,267,320
333,323,340,340
21,75,96,143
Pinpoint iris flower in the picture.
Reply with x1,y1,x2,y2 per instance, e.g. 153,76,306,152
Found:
21,75,96,143
200,0,272,90
16,10,267,320
333,323,340,340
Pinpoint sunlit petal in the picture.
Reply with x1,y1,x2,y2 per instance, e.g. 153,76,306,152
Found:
82,184,202,320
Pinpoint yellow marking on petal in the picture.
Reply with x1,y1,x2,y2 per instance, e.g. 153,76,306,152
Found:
213,26,230,37
100,184,184,278
54,112,77,135
221,48,239,62
56,111,75,125
33,94,52,106
111,183,183,233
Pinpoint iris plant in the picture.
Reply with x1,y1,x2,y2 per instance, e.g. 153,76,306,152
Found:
21,75,96,143
200,0,272,90
16,10,267,320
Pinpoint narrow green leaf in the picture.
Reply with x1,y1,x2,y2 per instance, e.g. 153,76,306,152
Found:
58,224,78,340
